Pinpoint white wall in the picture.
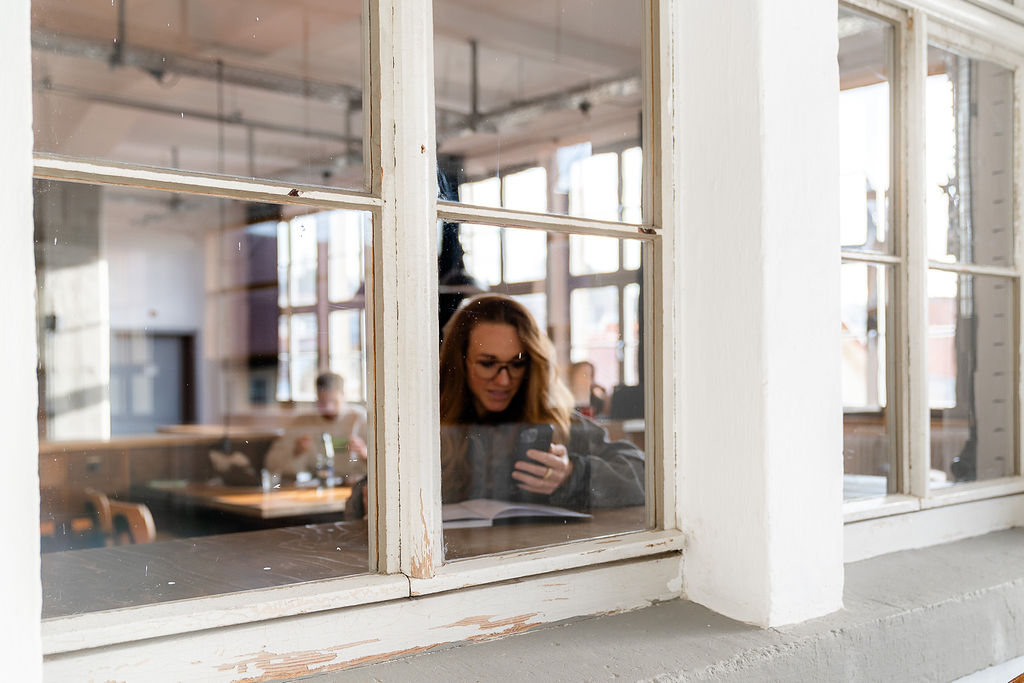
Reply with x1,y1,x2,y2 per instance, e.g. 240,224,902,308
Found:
0,0,42,679
107,228,205,333
675,0,844,627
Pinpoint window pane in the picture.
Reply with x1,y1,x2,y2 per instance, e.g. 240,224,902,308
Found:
329,309,366,404
288,215,318,307
503,167,548,213
928,270,1015,486
838,7,894,253
438,225,648,561
328,210,367,302
571,286,621,388
621,147,643,225
503,228,547,283
569,152,620,221
841,262,894,500
434,1,645,223
926,46,1014,267
32,0,365,189
36,180,373,617
623,283,640,386
461,224,502,287
511,292,547,334
459,177,501,208
570,234,619,276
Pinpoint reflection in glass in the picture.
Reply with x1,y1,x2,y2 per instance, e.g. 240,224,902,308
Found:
838,7,893,253
438,225,647,560
435,1,644,222
503,228,547,283
840,262,893,499
570,234,620,276
571,286,621,389
461,224,502,286
35,180,371,617
32,0,365,189
928,271,1015,485
926,46,1014,267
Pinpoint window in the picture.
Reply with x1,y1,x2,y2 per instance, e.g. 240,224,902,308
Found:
840,1,1024,510
34,0,679,665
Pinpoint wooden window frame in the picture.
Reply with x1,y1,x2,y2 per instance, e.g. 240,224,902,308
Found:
841,0,1024,526
36,0,683,665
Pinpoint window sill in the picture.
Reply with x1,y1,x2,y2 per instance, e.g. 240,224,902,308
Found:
415,528,685,596
43,554,683,680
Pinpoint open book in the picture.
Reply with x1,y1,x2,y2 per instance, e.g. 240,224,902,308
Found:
442,498,592,529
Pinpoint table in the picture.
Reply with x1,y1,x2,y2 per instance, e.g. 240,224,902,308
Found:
41,507,647,619
142,481,351,520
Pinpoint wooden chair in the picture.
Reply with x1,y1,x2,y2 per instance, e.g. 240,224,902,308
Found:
84,488,115,546
84,489,156,545
109,499,157,545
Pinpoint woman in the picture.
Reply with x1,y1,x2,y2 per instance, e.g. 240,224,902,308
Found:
440,294,644,509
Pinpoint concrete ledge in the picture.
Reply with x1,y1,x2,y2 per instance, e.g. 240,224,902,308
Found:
311,528,1024,682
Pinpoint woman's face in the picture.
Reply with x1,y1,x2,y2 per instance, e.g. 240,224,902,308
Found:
465,322,526,415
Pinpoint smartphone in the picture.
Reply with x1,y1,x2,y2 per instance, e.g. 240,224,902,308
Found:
514,423,554,465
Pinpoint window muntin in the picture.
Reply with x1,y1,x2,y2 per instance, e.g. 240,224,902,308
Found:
434,1,645,224
437,223,649,560
31,0,365,190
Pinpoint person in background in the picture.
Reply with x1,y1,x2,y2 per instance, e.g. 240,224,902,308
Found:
438,294,644,509
568,360,608,418
264,371,367,480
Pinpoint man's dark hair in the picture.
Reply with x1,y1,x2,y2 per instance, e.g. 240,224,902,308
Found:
316,371,344,394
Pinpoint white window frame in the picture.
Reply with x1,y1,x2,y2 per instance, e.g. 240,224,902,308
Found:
34,0,683,673
841,0,1024,550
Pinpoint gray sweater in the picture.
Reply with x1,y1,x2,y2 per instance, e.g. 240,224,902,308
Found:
454,413,645,510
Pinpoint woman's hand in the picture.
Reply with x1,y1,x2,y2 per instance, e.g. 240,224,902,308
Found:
512,443,572,495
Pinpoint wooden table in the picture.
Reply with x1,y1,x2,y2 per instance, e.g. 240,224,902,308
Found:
41,507,647,619
141,481,351,520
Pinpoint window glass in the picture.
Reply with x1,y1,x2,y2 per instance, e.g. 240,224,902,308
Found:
841,262,894,500
434,1,645,223
36,180,372,617
287,215,318,307
32,0,365,189
461,224,502,287
328,210,367,302
503,167,548,213
621,146,643,225
329,309,366,404
926,46,1014,267
928,270,1016,485
438,224,648,560
570,234,619,276
838,7,894,253
571,286,621,388
503,228,547,283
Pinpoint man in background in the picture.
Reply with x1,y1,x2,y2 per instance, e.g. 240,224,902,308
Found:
264,371,367,480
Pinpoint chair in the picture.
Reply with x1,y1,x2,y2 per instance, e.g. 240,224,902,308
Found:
109,499,157,544
84,489,156,545
84,488,114,546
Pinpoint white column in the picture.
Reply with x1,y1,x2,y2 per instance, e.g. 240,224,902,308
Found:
0,0,43,678
674,0,843,626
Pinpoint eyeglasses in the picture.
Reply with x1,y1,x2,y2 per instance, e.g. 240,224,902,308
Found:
470,355,529,380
